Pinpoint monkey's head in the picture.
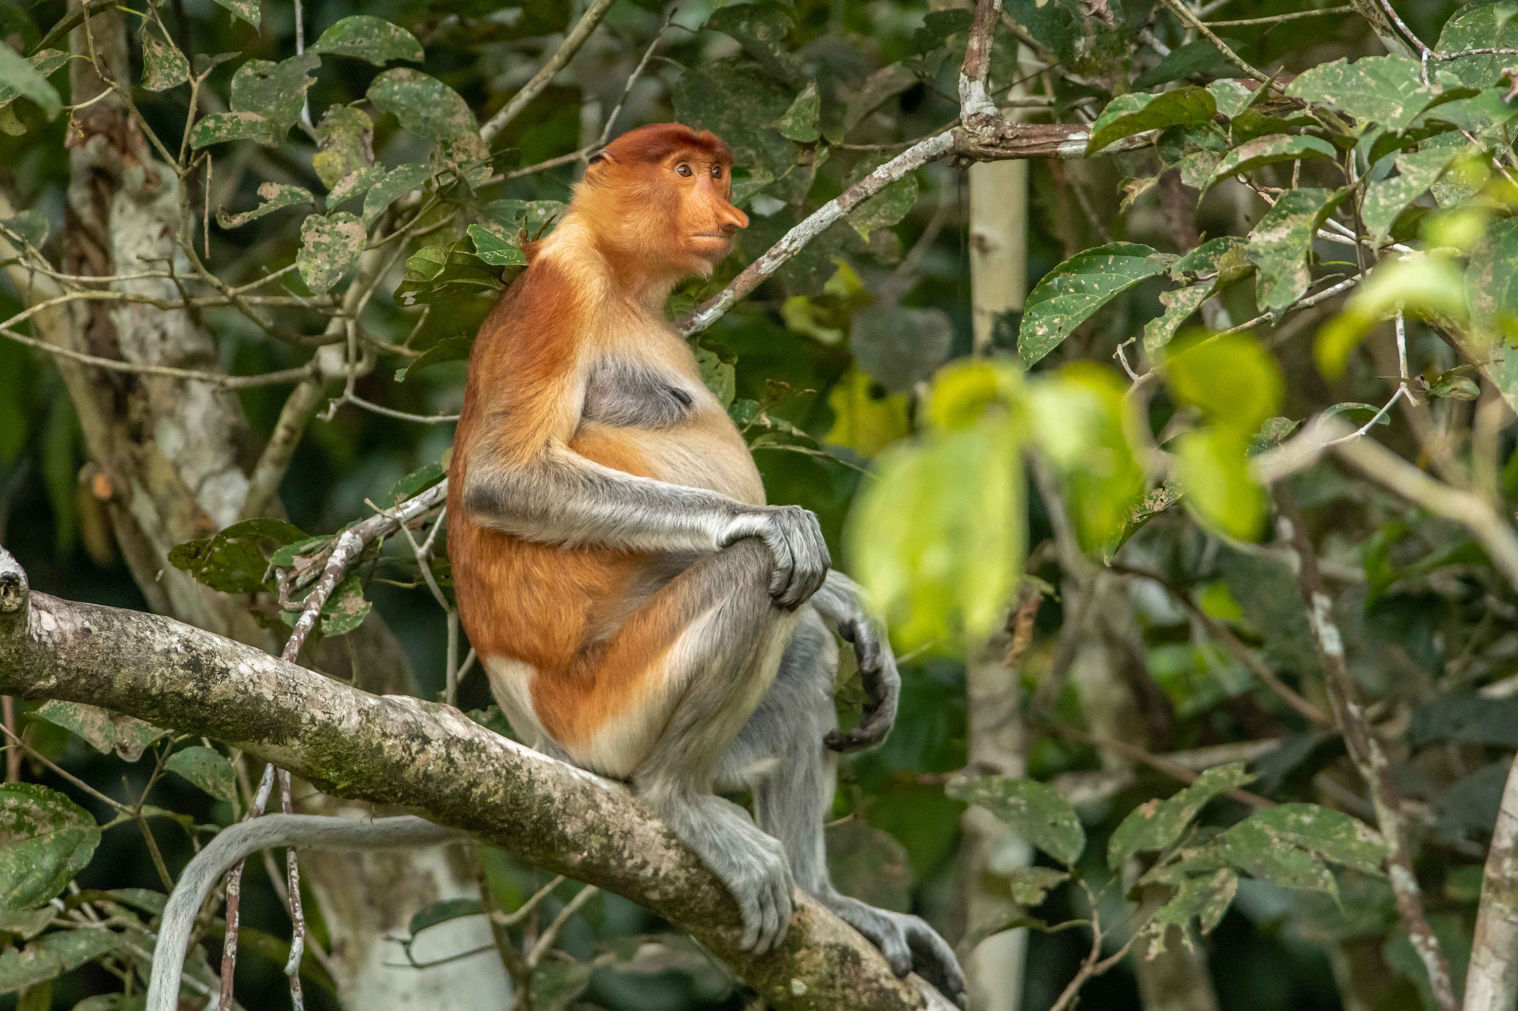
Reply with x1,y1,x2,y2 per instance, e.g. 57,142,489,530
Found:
576,123,750,283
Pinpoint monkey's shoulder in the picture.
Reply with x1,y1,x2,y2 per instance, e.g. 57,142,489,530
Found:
580,357,703,429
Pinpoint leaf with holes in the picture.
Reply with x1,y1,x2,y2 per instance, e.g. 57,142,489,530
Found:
230,53,318,131
310,16,423,65
848,174,918,240
1362,141,1466,247
947,775,1084,866
28,702,164,762
298,212,366,295
705,3,802,83
329,164,386,209
1204,134,1337,191
1145,868,1237,956
0,44,61,118
1087,87,1215,154
1008,867,1071,906
217,182,313,228
1232,803,1386,875
1019,243,1175,365
1244,187,1343,313
1108,763,1254,869
1143,284,1211,354
0,785,100,911
165,746,237,803
368,68,476,141
138,23,189,91
168,517,306,594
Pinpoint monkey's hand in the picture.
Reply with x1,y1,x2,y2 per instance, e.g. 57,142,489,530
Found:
813,571,901,752
717,505,830,610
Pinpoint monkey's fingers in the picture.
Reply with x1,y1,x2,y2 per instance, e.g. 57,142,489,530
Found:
906,923,967,1008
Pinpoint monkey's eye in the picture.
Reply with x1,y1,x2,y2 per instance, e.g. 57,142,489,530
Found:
675,163,693,177
711,164,723,179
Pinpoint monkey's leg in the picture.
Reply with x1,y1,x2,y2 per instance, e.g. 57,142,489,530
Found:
594,538,801,954
719,611,968,1007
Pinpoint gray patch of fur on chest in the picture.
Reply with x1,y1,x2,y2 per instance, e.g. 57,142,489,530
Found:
581,358,696,429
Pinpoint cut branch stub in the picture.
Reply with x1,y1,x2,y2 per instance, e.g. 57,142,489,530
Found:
0,545,27,621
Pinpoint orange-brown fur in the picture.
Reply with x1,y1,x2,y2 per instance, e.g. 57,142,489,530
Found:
448,124,756,759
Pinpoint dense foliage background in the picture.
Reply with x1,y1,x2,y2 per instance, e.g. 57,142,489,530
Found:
2,0,1518,1008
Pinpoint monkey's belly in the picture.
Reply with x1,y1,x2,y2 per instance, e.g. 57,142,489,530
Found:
572,415,766,505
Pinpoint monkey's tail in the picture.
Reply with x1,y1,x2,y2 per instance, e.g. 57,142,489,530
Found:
147,813,462,1011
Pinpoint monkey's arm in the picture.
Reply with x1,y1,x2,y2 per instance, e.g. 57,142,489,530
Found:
461,444,830,608
810,571,900,751
147,815,461,1011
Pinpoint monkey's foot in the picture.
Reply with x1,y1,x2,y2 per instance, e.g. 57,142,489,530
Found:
819,891,968,1008
657,794,795,954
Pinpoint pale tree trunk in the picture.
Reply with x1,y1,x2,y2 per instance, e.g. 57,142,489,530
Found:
962,98,1032,1008
45,6,511,1006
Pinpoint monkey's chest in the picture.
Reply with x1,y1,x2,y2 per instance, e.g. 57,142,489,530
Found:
575,357,765,505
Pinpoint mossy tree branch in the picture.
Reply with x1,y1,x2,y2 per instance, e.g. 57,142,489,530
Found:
0,544,952,1011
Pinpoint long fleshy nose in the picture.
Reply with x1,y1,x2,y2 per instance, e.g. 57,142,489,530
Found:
718,199,749,234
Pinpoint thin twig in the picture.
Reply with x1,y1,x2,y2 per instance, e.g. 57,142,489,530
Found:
480,0,619,144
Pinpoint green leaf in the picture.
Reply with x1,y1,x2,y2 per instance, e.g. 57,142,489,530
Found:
328,164,387,209
165,746,236,803
209,0,259,28
396,335,472,380
1026,364,1147,550
0,929,121,994
1204,134,1337,192
849,303,952,392
363,163,432,227
309,16,423,65
1087,87,1216,154
1361,142,1466,247
367,68,476,141
1207,78,1261,119
1172,236,1251,282
1108,763,1254,869
216,182,313,228
385,461,445,504
848,173,918,239
0,43,60,118
298,212,366,295
1146,868,1237,956
947,775,1085,866
1166,333,1284,431
1217,820,1337,894
1243,187,1341,313
695,346,736,407
468,222,529,267
28,701,164,762
673,58,794,180
1144,284,1212,354
1019,243,1175,365
1286,56,1431,131
850,362,1025,649
312,106,374,191
704,4,802,83
230,54,318,132
0,785,100,912
168,517,307,594
1230,803,1386,875
138,23,189,91
481,199,567,236
1467,217,1518,346
1175,427,1267,541
772,80,820,143
1008,866,1071,906
1,209,47,249
318,571,371,636
1436,1,1518,87
189,111,276,149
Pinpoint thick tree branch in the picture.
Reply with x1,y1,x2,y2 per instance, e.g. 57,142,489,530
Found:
0,545,951,1011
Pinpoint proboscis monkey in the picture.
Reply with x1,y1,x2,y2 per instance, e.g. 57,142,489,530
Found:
447,123,962,999
146,124,964,1011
